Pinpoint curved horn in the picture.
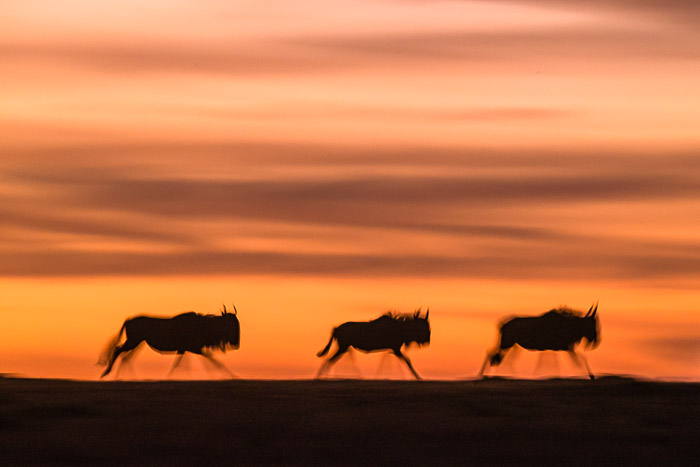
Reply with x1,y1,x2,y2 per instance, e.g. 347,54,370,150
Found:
222,304,227,315
591,301,598,317
232,304,238,315
425,308,429,320
414,307,421,318
585,303,593,317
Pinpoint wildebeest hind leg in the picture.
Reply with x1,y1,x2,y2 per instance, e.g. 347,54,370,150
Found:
478,352,492,377
115,346,141,378
101,338,141,378
316,347,347,378
393,349,421,380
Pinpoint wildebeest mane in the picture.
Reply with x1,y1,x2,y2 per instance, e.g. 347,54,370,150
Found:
497,306,583,329
379,311,422,322
547,306,584,318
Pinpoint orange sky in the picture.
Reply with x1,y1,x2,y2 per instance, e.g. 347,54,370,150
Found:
1,0,699,380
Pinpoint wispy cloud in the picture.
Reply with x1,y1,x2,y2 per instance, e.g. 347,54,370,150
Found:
2,146,699,280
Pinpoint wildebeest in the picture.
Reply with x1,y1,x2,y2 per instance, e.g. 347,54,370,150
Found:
98,305,240,378
316,309,431,379
479,303,600,380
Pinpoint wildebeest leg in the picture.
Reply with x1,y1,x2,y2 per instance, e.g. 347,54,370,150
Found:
200,350,236,378
345,348,364,379
167,352,186,377
568,350,595,380
375,352,394,378
479,346,510,378
115,346,141,378
534,351,559,377
534,352,544,376
393,349,421,380
478,352,492,377
101,338,141,378
316,346,347,378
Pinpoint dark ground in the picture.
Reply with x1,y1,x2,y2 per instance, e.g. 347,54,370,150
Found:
0,376,697,465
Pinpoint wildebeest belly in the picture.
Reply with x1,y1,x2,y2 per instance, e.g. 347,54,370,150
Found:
502,318,579,351
335,322,403,352
125,317,204,353
515,335,573,351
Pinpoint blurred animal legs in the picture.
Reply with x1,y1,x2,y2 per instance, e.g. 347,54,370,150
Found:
375,352,395,378
568,350,595,380
201,351,236,378
101,339,141,378
534,351,559,377
168,352,185,377
316,346,347,378
393,349,421,380
478,351,492,377
114,346,141,378
344,348,363,379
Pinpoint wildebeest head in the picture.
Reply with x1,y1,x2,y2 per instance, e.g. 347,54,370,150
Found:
217,304,241,350
404,308,431,346
582,302,600,349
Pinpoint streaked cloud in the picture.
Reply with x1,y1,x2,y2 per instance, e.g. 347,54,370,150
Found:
1,145,699,280
641,336,700,362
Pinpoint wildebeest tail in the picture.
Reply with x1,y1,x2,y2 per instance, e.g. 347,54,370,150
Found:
97,321,126,366
317,328,336,357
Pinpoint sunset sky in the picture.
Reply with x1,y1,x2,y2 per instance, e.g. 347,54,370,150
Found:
1,0,698,380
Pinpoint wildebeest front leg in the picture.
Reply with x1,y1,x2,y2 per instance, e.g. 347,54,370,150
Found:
200,350,236,378
568,350,595,380
393,349,421,380
167,352,186,376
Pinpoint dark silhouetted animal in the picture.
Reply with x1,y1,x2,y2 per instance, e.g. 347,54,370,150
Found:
479,303,600,379
317,309,431,379
98,305,240,378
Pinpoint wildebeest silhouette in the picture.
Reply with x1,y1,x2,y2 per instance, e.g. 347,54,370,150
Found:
317,309,431,379
98,305,240,378
479,303,600,379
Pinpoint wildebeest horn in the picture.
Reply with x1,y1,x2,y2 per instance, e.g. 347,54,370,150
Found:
414,307,421,318
233,304,238,315
585,303,593,317
222,304,227,315
425,308,429,320
591,301,598,317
